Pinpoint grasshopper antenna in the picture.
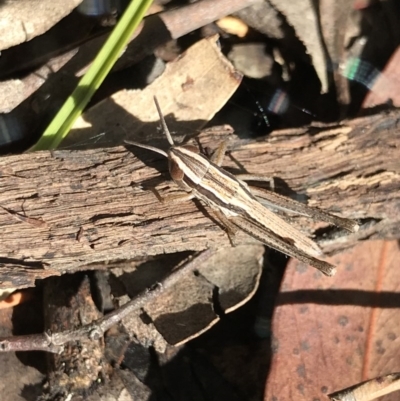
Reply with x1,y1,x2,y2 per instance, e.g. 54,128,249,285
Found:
124,139,168,158
153,96,175,146
124,97,175,157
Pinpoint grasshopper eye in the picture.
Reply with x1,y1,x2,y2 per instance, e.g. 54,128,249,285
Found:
169,159,185,181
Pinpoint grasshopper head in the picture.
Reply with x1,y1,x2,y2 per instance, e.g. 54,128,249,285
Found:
168,145,208,188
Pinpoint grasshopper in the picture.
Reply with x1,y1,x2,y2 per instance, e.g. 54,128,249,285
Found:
125,98,359,276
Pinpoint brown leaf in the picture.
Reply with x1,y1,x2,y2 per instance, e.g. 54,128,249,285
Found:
0,0,82,51
268,0,329,93
234,2,284,40
198,244,264,314
264,240,400,401
319,0,354,106
0,290,33,309
66,35,242,148
121,245,264,350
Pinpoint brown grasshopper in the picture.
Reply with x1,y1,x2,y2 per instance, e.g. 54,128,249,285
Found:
125,98,359,276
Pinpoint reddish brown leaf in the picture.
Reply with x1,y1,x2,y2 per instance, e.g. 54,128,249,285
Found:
265,240,400,401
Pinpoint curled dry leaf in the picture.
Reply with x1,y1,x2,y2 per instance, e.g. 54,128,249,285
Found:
268,0,329,93
0,0,83,51
66,35,242,148
234,2,284,40
264,240,400,401
318,0,355,106
120,245,264,351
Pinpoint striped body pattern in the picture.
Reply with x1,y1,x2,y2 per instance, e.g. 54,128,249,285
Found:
126,98,359,276
169,147,323,258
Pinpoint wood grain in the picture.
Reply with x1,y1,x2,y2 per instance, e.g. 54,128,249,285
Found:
0,111,399,288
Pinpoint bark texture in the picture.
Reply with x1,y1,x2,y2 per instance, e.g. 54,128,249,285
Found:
0,111,399,288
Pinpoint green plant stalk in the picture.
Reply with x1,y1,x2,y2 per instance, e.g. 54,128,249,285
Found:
30,0,153,151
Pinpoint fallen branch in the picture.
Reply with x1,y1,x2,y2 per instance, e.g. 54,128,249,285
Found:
0,111,399,288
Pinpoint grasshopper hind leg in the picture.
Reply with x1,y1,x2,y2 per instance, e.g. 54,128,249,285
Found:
230,215,336,276
236,174,275,191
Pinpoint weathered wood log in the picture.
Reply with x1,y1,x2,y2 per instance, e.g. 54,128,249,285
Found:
0,111,399,288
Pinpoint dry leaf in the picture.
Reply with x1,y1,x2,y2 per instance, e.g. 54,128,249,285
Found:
268,0,329,93
319,0,354,105
0,0,83,51
121,245,264,350
264,240,400,401
66,35,242,148
197,245,264,314
234,2,284,40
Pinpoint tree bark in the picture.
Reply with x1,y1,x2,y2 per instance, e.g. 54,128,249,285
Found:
0,111,399,289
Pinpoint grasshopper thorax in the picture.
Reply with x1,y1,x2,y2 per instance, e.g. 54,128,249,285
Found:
168,145,209,188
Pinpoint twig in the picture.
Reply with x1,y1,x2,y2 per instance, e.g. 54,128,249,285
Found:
161,0,262,39
0,250,212,353
329,372,400,401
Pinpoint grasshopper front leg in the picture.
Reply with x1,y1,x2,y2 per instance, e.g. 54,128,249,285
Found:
211,141,276,190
